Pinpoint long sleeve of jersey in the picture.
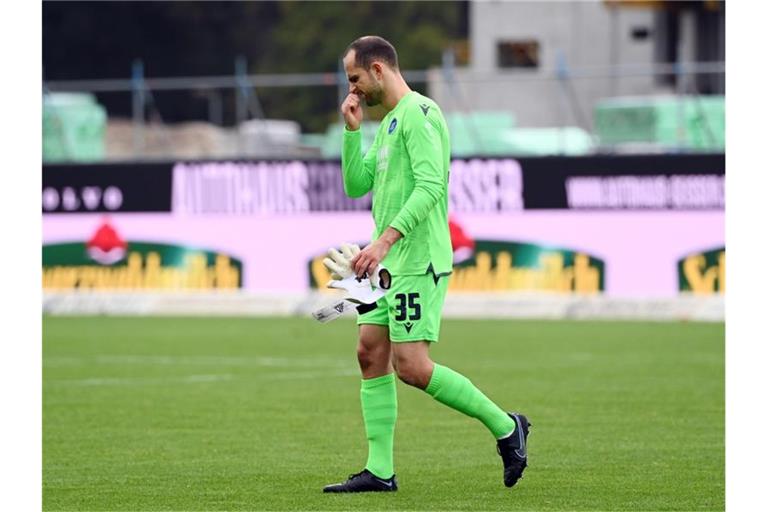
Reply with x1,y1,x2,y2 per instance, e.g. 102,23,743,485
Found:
389,108,445,236
341,127,377,198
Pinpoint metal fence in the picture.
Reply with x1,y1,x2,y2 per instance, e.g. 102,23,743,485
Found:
43,56,725,162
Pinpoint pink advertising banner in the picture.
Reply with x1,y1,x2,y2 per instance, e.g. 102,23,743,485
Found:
42,210,723,297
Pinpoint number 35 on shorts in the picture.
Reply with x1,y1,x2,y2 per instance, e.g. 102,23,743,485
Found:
357,272,449,342
393,293,421,321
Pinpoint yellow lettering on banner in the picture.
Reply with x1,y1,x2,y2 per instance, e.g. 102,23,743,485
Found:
311,257,334,292
448,250,602,293
113,262,126,289
143,252,162,288
214,254,240,289
561,267,575,293
42,250,241,291
52,267,78,289
507,266,528,290
475,252,493,290
94,266,110,289
75,267,91,289
494,252,512,290
574,253,600,294
187,254,208,288
169,268,184,289
541,254,567,291
683,255,718,294
682,251,725,294
718,251,725,293
126,253,143,289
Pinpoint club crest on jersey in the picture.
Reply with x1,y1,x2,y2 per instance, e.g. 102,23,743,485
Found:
388,118,397,134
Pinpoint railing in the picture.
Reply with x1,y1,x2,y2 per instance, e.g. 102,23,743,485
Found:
42,57,725,161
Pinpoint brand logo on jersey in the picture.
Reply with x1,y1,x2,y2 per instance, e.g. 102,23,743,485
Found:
420,104,430,116
376,145,389,173
404,321,414,333
388,118,398,134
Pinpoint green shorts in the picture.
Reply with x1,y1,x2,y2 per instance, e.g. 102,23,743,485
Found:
357,271,450,342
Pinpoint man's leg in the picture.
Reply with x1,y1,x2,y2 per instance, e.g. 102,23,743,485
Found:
391,341,515,439
356,324,397,480
386,271,531,488
387,273,517,440
391,341,530,487
323,322,399,493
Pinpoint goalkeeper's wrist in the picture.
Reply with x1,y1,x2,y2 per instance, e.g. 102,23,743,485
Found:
379,227,403,248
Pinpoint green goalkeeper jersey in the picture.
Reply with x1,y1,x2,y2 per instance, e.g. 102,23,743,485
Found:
342,91,452,276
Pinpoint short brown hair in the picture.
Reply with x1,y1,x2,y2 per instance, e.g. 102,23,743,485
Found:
344,36,399,70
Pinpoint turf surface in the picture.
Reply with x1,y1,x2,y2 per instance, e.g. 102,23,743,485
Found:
43,316,724,511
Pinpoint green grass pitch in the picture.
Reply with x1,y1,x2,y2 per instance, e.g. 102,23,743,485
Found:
43,316,724,511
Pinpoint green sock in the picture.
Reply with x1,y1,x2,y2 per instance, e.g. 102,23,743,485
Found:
361,373,397,479
425,363,516,439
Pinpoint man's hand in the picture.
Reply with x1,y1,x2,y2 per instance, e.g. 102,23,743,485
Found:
322,242,390,305
341,93,363,131
351,227,402,278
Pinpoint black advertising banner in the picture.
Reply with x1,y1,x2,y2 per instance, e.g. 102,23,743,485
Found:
520,153,724,210
43,153,724,214
170,160,372,213
170,158,523,214
43,162,173,213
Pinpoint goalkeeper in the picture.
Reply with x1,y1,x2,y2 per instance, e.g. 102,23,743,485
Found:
322,36,530,494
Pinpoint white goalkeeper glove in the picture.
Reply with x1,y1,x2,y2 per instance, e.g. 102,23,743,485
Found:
322,243,361,281
322,243,392,303
312,242,393,323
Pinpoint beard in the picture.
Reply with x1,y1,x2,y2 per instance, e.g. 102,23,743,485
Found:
363,82,384,107
364,94,381,107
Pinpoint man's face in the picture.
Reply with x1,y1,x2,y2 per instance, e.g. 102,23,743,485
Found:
343,50,384,107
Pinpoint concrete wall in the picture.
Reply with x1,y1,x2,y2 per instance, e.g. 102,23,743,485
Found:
429,1,672,128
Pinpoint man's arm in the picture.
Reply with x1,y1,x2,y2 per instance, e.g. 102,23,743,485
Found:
340,93,376,198
341,127,377,198
351,226,402,277
388,105,445,237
